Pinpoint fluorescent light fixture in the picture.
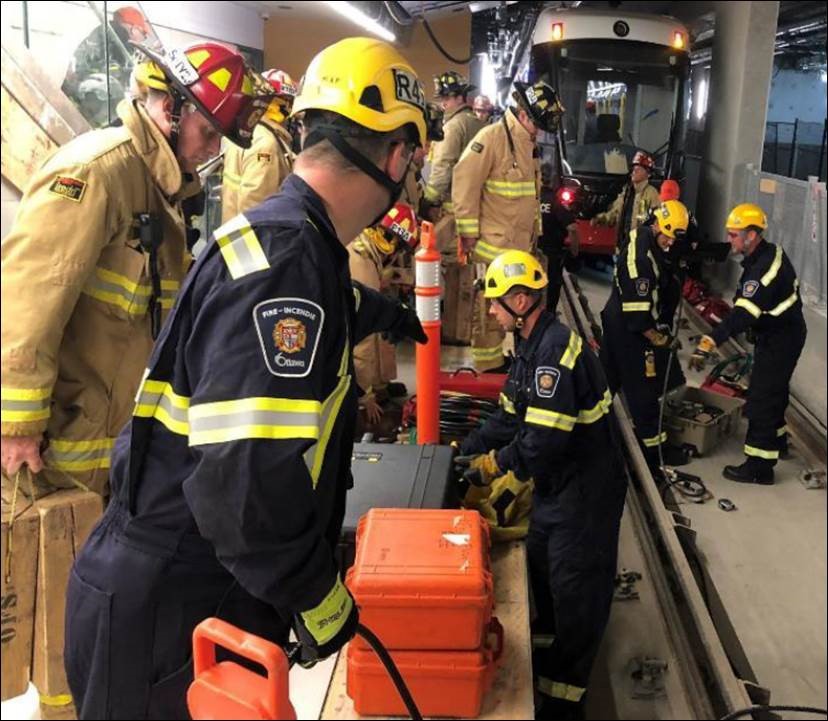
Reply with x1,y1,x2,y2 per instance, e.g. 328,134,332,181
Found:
480,53,497,101
696,78,708,120
324,1,396,43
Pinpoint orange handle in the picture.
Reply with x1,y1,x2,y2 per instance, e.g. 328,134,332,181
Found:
191,618,294,721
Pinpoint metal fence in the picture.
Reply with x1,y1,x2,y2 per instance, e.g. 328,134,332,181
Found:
735,163,827,311
763,119,827,182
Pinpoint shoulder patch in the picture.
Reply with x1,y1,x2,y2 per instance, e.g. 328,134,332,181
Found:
535,367,561,399
49,176,87,202
256,152,273,163
636,277,651,297
742,280,760,298
471,142,484,153
253,298,324,378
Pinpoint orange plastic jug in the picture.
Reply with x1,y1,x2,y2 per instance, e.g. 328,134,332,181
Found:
187,617,296,720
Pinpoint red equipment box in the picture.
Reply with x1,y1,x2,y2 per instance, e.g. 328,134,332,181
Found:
345,509,494,651
438,368,508,401
570,219,617,255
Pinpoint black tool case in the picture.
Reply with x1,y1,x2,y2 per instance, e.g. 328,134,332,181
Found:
338,443,458,569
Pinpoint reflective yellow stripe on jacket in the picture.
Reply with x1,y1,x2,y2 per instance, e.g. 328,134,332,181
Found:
559,332,583,370
303,343,351,487
214,214,270,280
81,267,180,315
1,386,51,424
525,390,612,432
499,393,516,415
45,437,116,472
134,378,323,447
483,179,536,198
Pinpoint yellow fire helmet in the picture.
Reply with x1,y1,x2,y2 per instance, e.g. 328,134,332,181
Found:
484,250,548,299
291,36,427,146
655,199,690,239
726,202,768,230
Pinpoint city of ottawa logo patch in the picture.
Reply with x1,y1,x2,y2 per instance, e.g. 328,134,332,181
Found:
254,298,324,377
273,318,307,354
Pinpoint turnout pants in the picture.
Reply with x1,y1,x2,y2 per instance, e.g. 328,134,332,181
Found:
600,306,685,468
527,468,625,711
744,322,806,464
471,265,507,371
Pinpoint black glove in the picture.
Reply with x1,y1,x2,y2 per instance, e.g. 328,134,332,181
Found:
292,576,359,668
383,304,428,344
454,451,500,487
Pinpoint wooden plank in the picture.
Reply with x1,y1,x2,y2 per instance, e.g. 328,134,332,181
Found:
0,85,57,193
1,44,89,142
320,541,533,720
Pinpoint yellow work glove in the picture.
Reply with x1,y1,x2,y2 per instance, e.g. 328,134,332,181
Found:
689,334,716,371
487,471,530,529
454,450,500,487
292,575,358,668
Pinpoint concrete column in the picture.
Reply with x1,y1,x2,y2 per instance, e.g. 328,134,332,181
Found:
696,1,779,235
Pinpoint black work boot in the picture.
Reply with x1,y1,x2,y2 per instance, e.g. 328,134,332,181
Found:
723,458,775,485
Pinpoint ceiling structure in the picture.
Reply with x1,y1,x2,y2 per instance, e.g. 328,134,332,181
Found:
232,0,827,72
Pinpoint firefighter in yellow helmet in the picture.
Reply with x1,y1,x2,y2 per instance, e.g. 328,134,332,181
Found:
690,203,806,484
63,37,429,718
453,81,562,371
221,68,298,222
455,249,625,717
599,200,690,474
348,203,419,432
1,42,270,501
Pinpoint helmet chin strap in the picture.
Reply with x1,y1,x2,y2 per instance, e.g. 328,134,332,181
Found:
168,93,186,157
496,295,542,346
303,127,411,225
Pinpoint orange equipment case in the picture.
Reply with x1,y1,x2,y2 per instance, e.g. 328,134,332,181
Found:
346,618,503,718
346,508,494,651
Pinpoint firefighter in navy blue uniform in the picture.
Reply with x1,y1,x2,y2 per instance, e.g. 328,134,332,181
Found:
600,200,690,473
64,38,429,719
690,203,806,485
455,251,625,717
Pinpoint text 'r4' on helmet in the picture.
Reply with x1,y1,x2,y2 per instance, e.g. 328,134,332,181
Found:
291,37,427,147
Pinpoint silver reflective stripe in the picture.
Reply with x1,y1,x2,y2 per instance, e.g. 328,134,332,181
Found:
190,408,320,434
214,214,270,280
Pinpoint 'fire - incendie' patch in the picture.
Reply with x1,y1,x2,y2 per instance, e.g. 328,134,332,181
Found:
471,142,484,153
49,176,87,202
535,367,560,399
742,280,760,298
257,152,272,163
253,298,324,377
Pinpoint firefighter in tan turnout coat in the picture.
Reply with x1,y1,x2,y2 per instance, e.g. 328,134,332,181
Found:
0,42,272,495
452,81,564,371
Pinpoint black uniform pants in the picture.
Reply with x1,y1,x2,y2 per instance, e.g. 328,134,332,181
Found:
744,322,806,464
527,471,625,710
600,308,685,465
65,504,289,720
